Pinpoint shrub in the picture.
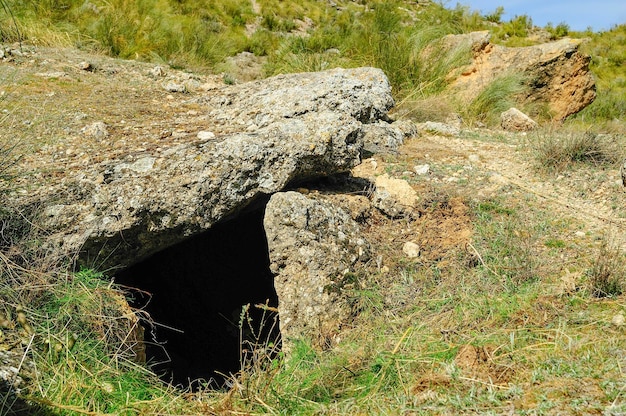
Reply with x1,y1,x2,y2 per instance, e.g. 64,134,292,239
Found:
503,14,533,38
530,130,623,171
587,240,625,298
484,6,504,24
546,22,570,39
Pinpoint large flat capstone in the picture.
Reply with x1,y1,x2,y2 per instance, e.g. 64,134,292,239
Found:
18,67,394,269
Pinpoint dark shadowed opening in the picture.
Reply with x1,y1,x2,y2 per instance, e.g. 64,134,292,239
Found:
114,207,280,390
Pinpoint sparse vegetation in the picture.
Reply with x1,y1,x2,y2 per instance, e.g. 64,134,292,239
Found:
530,130,623,172
576,24,626,128
1,1,626,414
462,73,527,125
587,239,626,298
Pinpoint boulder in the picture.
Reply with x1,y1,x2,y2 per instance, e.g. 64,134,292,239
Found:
13,67,395,270
264,191,370,348
449,32,596,121
501,107,538,131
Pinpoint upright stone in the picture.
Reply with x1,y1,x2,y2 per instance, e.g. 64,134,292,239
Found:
264,191,369,349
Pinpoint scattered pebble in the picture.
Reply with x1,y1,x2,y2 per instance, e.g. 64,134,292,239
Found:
149,65,166,77
79,61,93,71
612,314,625,327
81,121,109,140
414,164,430,175
402,241,420,258
197,131,215,141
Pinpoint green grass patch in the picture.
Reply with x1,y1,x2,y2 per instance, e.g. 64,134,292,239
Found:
0,262,196,415
461,73,527,126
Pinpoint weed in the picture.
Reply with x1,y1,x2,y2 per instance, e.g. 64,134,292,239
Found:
225,302,282,399
471,198,540,288
530,130,623,172
462,73,526,126
0,0,21,44
491,14,535,44
0,140,18,191
545,22,570,39
484,6,504,24
586,239,625,298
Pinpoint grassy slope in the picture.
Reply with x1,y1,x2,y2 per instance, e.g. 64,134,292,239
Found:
1,1,625,415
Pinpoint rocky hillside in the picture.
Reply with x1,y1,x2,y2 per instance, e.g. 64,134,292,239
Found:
0,2,625,415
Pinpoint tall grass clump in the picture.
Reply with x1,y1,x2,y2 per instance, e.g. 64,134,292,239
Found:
4,0,254,67
348,3,474,99
0,0,21,43
265,1,476,105
461,73,526,126
586,239,625,298
0,263,198,415
530,130,623,172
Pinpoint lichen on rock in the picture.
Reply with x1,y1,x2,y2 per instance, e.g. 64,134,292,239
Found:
264,191,370,349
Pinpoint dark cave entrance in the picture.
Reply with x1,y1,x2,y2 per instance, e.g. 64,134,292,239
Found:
114,207,280,389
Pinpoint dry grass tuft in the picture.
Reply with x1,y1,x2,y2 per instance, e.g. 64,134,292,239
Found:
587,239,625,298
531,130,624,172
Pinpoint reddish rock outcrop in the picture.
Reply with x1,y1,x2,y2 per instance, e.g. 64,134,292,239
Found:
449,32,596,121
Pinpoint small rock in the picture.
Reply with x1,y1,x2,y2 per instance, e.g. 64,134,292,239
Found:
414,164,430,175
501,107,538,132
372,174,419,218
79,61,93,71
81,121,109,140
8,48,23,57
197,131,215,141
163,82,186,93
402,241,420,258
392,119,419,138
612,314,625,327
468,154,480,164
149,65,166,77
361,121,405,155
575,231,586,238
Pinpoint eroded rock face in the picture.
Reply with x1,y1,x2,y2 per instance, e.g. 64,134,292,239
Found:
264,191,370,348
23,67,394,270
449,32,596,121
